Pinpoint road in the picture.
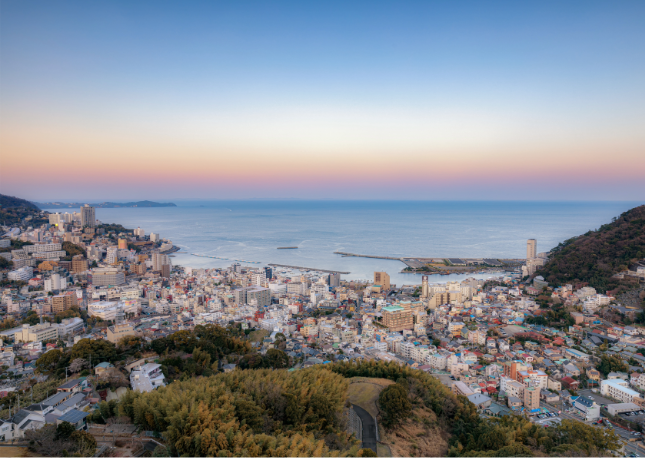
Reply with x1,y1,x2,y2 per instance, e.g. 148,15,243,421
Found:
352,404,377,454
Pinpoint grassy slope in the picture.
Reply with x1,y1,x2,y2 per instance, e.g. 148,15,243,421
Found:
347,377,394,417
347,377,450,457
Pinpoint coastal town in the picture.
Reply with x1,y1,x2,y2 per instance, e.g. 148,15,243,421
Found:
1,199,645,456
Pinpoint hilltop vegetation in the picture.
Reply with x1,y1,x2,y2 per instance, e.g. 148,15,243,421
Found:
61,241,86,260
538,205,645,293
118,367,359,457
0,193,47,226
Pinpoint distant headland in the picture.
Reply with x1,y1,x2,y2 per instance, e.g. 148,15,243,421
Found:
34,200,177,209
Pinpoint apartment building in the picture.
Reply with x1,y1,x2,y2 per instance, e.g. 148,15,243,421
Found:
91,268,125,286
52,292,78,313
382,305,413,332
601,379,642,403
15,323,59,343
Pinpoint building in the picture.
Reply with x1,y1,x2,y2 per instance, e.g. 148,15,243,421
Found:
572,396,600,421
374,272,391,290
328,273,340,288
91,268,125,286
118,239,128,249
15,323,59,343
161,264,171,278
7,267,33,281
130,363,166,392
88,301,139,321
71,255,88,273
601,379,641,403
607,403,641,416
57,318,84,336
234,286,271,307
151,252,169,272
44,273,61,292
150,233,160,243
523,386,539,410
107,322,136,344
452,381,475,396
527,239,537,260
80,205,95,228
52,292,78,313
382,305,413,332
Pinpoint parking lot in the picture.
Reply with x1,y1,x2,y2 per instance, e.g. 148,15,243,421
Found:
618,410,645,424
578,389,613,407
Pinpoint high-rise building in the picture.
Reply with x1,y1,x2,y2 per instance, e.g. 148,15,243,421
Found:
263,266,273,280
374,271,391,290
328,273,341,288
118,238,128,249
524,386,540,410
161,264,171,278
71,255,88,273
49,213,62,226
80,204,96,228
527,239,537,260
52,292,78,313
151,252,170,272
150,233,160,243
421,275,429,298
106,246,118,265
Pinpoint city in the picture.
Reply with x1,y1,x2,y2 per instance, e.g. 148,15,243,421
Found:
0,197,644,456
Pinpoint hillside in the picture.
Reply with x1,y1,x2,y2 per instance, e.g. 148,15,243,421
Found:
0,193,47,226
537,205,645,293
0,194,40,210
35,200,177,208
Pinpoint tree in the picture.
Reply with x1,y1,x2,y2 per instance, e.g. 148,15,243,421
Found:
597,354,629,376
55,421,76,440
70,338,117,363
265,348,289,369
378,383,411,427
69,358,88,373
35,349,63,373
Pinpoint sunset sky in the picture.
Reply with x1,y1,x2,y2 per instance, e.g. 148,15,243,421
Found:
1,0,644,201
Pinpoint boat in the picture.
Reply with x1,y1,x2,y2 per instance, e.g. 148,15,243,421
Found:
277,246,298,249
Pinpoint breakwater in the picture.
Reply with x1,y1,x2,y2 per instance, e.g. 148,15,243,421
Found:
269,263,350,274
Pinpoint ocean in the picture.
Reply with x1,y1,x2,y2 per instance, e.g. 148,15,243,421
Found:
94,200,640,286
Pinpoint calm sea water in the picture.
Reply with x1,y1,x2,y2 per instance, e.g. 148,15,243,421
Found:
95,201,640,286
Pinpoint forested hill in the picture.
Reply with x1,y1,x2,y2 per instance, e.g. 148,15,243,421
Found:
538,205,645,293
0,193,40,211
0,193,47,226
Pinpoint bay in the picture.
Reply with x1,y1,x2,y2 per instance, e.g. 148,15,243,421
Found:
94,200,640,286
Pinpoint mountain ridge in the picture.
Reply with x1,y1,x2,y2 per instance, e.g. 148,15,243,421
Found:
35,200,177,209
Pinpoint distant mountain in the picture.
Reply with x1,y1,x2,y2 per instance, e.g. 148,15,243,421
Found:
538,204,645,293
35,200,177,209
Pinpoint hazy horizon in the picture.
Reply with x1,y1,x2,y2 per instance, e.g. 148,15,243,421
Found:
14,196,645,204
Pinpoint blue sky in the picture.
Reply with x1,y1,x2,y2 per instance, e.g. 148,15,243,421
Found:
1,0,645,200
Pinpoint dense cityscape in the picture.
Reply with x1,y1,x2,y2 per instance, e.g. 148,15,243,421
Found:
0,196,644,456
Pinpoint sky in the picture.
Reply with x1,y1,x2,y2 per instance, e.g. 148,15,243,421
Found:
1,0,645,201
